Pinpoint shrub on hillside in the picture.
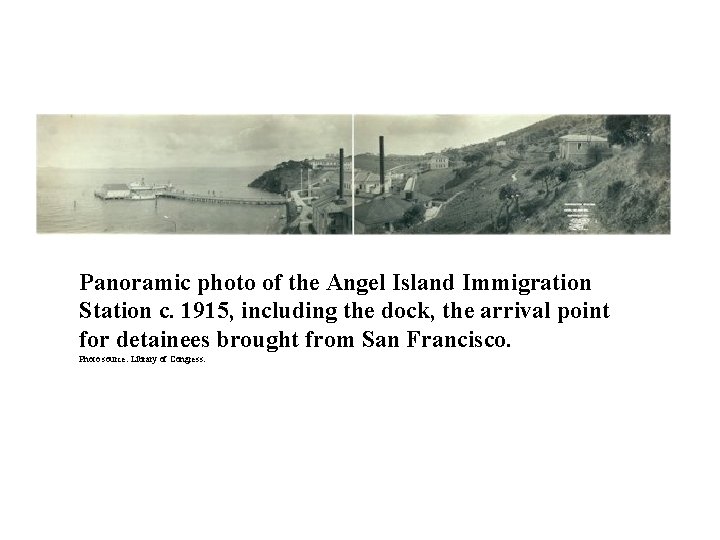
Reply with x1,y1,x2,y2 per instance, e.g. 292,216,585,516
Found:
399,204,426,228
605,115,651,146
587,145,608,167
464,151,486,165
532,165,555,195
637,143,670,178
555,162,576,183
498,183,520,231
444,165,478,190
606,180,624,199
499,184,520,202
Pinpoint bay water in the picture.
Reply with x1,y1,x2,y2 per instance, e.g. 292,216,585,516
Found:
37,167,286,234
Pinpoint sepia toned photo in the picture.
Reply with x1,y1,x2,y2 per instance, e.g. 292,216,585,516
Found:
37,115,352,234
37,114,670,235
352,115,670,234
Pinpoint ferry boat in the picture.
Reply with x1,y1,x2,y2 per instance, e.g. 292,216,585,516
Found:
130,192,157,200
94,178,174,200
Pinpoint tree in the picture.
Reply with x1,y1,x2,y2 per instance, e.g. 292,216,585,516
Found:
532,165,555,195
442,148,461,162
400,204,425,228
463,151,486,165
604,115,651,146
498,184,520,230
555,162,575,183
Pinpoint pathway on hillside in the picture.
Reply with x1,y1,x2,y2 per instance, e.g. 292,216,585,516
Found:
289,183,320,234
424,189,466,222
576,171,586,200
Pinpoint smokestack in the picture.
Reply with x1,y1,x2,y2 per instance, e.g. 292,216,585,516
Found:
379,135,385,194
337,148,345,204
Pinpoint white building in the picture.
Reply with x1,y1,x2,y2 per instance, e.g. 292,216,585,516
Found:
96,183,131,199
427,154,449,169
558,134,609,164
308,155,339,170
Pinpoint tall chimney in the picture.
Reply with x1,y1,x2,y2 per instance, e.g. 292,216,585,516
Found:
337,148,345,204
379,135,385,194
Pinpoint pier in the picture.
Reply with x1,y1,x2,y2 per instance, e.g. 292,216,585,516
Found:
158,192,286,205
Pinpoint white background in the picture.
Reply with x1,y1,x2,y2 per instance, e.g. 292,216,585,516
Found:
2,1,719,539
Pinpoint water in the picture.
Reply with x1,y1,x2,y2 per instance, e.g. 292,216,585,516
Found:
37,167,287,234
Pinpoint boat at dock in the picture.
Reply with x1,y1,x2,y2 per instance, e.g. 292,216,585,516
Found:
94,178,174,200
93,178,285,206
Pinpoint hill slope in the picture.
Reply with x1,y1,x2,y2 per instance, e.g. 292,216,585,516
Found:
250,160,342,195
409,115,670,234
249,160,308,194
352,153,424,173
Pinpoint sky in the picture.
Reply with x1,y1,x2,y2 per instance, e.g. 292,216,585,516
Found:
37,114,552,169
354,115,552,155
37,115,353,169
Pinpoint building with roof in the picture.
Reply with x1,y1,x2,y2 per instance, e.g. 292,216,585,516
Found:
308,155,339,170
354,170,384,195
308,153,352,172
427,154,449,169
311,184,352,234
403,175,417,192
558,134,610,164
345,196,414,234
96,183,131,199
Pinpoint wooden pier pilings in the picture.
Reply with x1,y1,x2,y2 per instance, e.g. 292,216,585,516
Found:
158,193,286,205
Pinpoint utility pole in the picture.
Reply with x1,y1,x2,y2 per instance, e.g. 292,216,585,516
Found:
586,114,591,143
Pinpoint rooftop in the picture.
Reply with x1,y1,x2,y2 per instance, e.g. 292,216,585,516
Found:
312,185,352,213
345,196,413,225
316,199,351,214
354,170,381,184
559,134,608,142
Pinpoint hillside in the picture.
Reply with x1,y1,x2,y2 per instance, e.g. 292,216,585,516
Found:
353,153,424,173
409,115,670,234
249,160,308,194
250,160,341,195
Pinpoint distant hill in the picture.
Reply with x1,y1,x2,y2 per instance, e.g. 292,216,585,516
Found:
250,160,341,195
249,160,307,194
448,115,607,160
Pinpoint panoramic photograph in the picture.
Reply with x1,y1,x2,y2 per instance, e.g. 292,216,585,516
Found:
352,114,670,234
37,115,352,234
37,114,670,234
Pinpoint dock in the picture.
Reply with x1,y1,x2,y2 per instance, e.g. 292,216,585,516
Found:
158,193,286,205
